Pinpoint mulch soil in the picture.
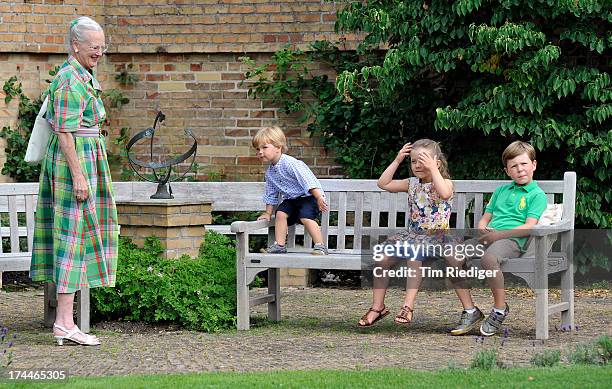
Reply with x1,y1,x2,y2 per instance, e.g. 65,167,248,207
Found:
0,285,610,376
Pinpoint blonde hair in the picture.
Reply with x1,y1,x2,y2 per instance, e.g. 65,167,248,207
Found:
502,141,536,166
411,139,451,179
252,126,288,152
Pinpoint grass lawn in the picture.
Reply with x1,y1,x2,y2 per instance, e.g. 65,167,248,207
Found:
2,365,610,388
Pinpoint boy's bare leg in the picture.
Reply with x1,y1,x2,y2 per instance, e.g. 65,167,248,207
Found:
301,218,324,244
444,257,477,309
275,211,289,246
453,288,476,310
480,254,506,309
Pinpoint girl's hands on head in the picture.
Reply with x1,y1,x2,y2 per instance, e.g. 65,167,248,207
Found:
418,151,439,173
394,142,412,163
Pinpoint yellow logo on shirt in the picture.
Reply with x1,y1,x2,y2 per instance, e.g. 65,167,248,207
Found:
518,196,526,210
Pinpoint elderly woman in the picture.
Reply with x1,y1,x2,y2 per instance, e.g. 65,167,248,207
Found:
30,16,118,346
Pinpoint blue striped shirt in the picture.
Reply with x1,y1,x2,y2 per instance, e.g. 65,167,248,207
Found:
263,154,323,205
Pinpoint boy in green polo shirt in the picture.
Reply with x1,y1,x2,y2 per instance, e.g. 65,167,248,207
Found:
449,141,547,336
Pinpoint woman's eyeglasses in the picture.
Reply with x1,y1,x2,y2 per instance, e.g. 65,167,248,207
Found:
87,44,109,54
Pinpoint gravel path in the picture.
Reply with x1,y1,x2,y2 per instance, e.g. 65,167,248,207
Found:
1,287,610,376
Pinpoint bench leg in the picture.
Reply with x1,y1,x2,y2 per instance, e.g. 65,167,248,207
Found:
237,275,250,330
268,268,281,322
76,288,90,332
535,289,549,340
560,232,575,330
236,232,250,330
43,282,57,328
534,237,549,340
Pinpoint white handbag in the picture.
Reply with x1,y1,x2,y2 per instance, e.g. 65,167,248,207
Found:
24,96,52,164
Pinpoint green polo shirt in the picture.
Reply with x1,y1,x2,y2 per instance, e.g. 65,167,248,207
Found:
485,180,547,250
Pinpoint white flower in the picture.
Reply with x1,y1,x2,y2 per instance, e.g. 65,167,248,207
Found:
416,192,428,208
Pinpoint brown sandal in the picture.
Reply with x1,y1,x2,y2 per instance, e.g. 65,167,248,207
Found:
358,306,390,327
394,305,414,325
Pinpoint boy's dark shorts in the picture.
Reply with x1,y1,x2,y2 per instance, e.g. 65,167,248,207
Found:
276,196,320,226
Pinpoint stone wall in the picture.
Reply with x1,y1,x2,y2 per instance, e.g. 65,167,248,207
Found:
0,1,355,182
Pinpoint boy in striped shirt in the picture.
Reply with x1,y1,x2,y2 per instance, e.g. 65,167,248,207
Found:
254,126,329,255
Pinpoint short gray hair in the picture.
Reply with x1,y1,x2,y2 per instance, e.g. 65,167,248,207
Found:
67,16,103,52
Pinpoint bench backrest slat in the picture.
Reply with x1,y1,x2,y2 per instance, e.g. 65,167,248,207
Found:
369,192,381,245
336,192,347,250
474,193,484,227
455,193,467,230
353,192,364,251
320,192,331,248
25,195,35,251
8,196,20,253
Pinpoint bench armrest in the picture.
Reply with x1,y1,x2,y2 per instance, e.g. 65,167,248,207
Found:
231,219,272,233
531,219,573,236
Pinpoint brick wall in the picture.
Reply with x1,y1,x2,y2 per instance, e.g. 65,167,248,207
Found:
0,1,353,182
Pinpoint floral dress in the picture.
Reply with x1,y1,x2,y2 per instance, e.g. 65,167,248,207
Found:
382,177,454,259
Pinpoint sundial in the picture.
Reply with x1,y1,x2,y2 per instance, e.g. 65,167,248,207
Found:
126,111,197,199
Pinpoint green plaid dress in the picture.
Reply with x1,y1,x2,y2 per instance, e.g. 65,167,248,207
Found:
30,56,118,293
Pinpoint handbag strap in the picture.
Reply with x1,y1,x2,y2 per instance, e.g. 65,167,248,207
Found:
38,95,49,118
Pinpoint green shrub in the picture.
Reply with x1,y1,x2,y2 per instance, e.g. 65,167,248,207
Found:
91,231,237,332
530,349,561,367
567,343,602,365
470,348,499,370
595,335,612,364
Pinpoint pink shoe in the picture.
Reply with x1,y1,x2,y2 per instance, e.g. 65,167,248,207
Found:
53,323,100,346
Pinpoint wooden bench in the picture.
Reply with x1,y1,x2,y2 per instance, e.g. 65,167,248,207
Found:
231,173,576,339
0,181,282,331
0,183,91,331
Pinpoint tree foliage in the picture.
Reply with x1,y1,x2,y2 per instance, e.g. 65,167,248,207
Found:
243,0,610,228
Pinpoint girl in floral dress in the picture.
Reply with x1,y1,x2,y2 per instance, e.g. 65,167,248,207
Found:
358,139,454,327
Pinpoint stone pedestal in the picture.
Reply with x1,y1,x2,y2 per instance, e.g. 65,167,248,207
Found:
280,268,310,287
117,199,212,259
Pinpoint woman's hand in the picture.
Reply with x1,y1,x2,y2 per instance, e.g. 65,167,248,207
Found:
73,174,90,202
394,142,412,164
418,150,439,173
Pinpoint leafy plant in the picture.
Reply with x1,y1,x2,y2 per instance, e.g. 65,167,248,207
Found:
530,349,561,367
102,89,130,109
115,63,139,86
2,76,22,104
0,76,44,181
107,126,137,181
567,342,603,365
595,335,612,364
470,348,499,370
91,232,238,332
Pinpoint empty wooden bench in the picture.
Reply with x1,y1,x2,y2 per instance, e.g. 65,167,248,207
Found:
231,173,576,339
